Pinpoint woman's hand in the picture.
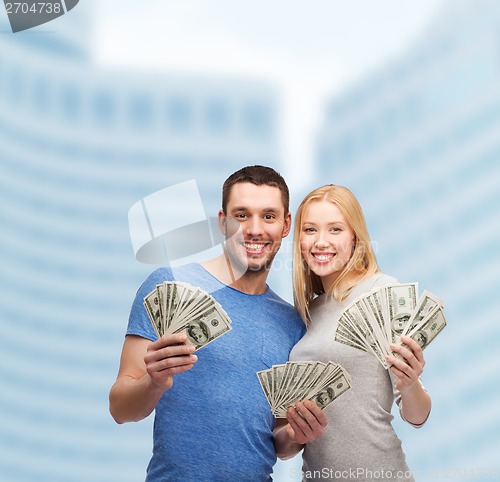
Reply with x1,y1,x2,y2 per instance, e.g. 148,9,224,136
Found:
386,335,432,425
386,335,426,393
285,400,328,444
274,399,328,460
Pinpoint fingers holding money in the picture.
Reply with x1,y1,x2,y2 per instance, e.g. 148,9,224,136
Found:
286,400,328,445
145,334,198,387
334,284,447,369
386,336,425,389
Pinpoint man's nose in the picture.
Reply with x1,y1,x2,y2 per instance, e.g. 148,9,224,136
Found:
245,216,265,236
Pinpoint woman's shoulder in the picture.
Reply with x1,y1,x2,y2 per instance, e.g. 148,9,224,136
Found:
350,272,397,298
309,272,398,311
369,271,398,288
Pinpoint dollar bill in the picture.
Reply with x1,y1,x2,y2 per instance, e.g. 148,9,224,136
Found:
144,289,162,338
143,281,232,350
406,305,447,349
307,372,351,412
401,290,444,338
386,283,418,341
335,313,370,353
258,361,351,418
257,368,274,408
334,283,447,368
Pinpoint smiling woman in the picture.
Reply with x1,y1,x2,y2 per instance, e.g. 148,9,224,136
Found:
293,185,379,322
289,184,432,482
299,200,356,293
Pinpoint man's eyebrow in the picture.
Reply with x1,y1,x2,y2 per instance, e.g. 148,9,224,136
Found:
228,206,249,213
229,207,280,213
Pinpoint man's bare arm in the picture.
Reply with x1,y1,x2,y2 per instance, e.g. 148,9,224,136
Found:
109,333,198,424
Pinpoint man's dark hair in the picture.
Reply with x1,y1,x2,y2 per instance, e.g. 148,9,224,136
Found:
222,165,290,214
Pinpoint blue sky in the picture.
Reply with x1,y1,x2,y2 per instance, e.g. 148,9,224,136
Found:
92,0,445,184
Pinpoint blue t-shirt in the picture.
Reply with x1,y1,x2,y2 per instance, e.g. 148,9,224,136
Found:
127,263,305,482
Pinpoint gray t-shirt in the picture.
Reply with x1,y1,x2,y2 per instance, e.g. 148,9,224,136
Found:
290,273,422,482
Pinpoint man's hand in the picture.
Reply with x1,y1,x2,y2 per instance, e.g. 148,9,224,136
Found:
145,333,198,391
109,333,198,424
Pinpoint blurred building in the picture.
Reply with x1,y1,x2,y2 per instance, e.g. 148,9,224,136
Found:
314,0,500,478
0,6,282,482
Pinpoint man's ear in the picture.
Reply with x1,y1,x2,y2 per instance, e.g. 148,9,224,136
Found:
218,210,226,235
282,212,292,238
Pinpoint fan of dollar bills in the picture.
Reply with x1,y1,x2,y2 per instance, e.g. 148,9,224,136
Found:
335,283,447,368
143,281,232,350
257,361,352,418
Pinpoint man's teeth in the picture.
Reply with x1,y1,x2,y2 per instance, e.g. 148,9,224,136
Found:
245,243,265,250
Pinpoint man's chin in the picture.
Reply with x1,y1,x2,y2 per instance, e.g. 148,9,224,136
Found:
225,249,276,277
245,264,270,274
233,260,269,276
245,255,276,273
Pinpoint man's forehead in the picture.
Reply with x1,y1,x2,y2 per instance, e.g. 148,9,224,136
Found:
226,183,285,211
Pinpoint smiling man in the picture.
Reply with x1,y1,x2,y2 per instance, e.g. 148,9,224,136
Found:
109,165,327,482
203,169,291,293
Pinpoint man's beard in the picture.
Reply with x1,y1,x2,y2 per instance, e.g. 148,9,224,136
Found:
223,241,279,281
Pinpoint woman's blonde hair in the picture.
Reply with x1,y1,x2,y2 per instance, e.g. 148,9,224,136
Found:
293,185,380,325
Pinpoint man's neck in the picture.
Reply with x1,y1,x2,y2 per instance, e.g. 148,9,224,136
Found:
201,254,269,295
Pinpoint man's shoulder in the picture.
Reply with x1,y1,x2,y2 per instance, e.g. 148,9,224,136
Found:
145,263,202,283
266,288,293,307
150,265,175,278
137,264,202,295
265,289,303,324
141,266,175,286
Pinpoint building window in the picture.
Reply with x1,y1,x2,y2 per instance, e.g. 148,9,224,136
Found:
204,98,230,135
32,76,50,115
130,94,153,129
241,100,272,140
60,83,80,122
8,66,24,106
165,96,192,133
92,90,115,126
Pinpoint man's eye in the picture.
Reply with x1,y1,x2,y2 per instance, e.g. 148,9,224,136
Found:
264,214,276,221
